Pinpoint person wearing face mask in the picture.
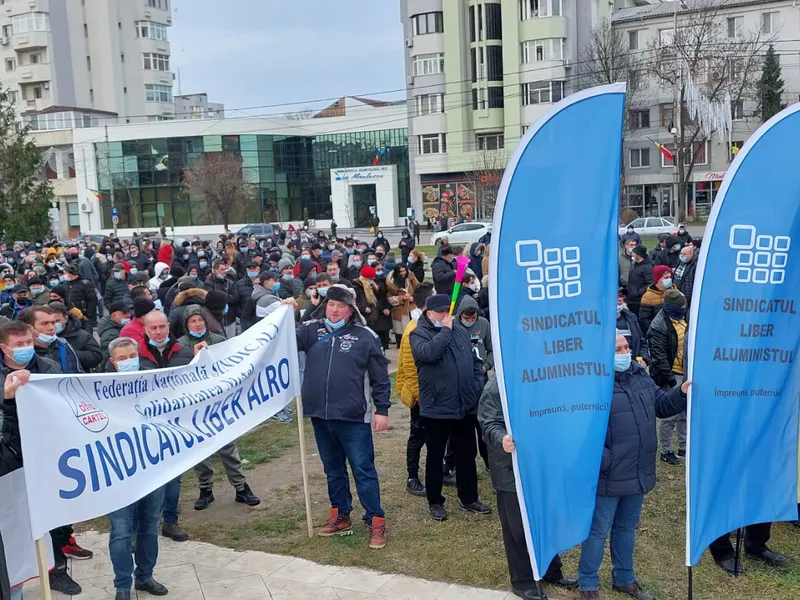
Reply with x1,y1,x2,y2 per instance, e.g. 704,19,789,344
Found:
296,276,318,316
386,264,419,349
620,223,642,247
398,229,415,264
410,294,492,522
204,260,240,338
98,301,132,371
0,274,16,305
61,265,98,334
616,289,650,368
27,276,51,306
147,262,170,295
344,252,365,281
625,246,653,317
23,305,83,374
251,271,283,321
292,284,390,549
0,286,31,321
654,235,682,269
673,245,697,311
126,244,150,274
431,246,457,298
278,259,302,299
301,274,337,322
371,230,391,254
104,263,129,311
576,334,690,600
646,288,689,467
48,302,103,372
637,265,672,334
675,223,693,246
618,240,637,287
236,263,262,331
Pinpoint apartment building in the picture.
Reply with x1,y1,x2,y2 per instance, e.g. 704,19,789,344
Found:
0,0,174,122
174,93,225,120
612,0,800,219
400,0,613,222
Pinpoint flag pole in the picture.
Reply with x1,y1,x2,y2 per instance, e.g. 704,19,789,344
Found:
687,566,693,600
733,528,744,576
35,537,53,600
295,396,314,538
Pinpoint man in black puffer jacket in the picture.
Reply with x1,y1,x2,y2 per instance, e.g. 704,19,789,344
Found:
626,247,653,317
409,293,490,522
236,262,261,331
478,376,578,600
578,332,688,600
673,245,698,312
653,235,682,269
51,304,103,372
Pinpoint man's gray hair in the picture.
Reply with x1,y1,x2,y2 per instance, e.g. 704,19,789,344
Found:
108,337,138,355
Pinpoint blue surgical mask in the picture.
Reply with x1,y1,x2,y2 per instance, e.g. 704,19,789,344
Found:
306,288,315,298
272,282,281,292
673,244,682,251
37,332,57,345
149,337,170,348
117,357,140,372
318,287,328,297
678,255,687,263
197,250,206,257
282,274,293,281
49,279,59,287
130,268,138,275
11,345,35,365
240,246,248,252
346,249,354,255
616,304,624,314
120,317,131,326
216,273,226,280
189,328,207,338
114,271,123,280
58,275,66,282
460,318,476,328
30,287,43,295
223,304,229,315
47,261,55,268
433,321,443,328
247,271,259,279
324,317,346,330
331,274,339,281
468,284,477,291
352,260,362,268
662,278,673,289
367,259,377,266
614,353,632,372
199,261,208,268
55,323,65,334
190,273,198,280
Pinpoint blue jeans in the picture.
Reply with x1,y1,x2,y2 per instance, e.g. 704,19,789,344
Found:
108,485,165,591
578,494,644,591
311,418,384,525
162,475,182,525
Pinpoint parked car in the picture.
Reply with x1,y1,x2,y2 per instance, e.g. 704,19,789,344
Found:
618,217,674,237
236,223,282,240
431,222,492,246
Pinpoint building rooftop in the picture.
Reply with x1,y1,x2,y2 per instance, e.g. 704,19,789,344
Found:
314,96,405,118
612,0,777,24
22,105,119,117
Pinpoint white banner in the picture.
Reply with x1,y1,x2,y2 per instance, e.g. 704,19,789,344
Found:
17,306,300,539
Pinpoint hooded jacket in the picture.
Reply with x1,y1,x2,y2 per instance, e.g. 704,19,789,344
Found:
455,295,493,371
478,376,516,493
59,314,103,371
252,284,281,320
203,273,240,325
168,288,209,339
148,262,170,294
626,256,654,304
103,271,129,310
431,255,457,298
177,305,227,349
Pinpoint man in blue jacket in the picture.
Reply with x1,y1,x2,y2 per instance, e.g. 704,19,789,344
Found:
410,293,491,522
295,285,391,550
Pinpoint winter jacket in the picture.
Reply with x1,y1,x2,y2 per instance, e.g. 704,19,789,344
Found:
478,376,516,493
204,274,240,325
91,254,110,295
431,256,456,298
98,315,124,370
638,284,665,335
676,230,693,245
120,318,146,346
59,314,103,371
103,276,129,310
647,310,683,388
138,337,194,370
654,248,680,269
236,276,258,331
0,301,31,321
409,313,485,419
618,250,633,286
371,236,391,253
468,243,486,281
455,295,493,371
62,277,97,320
177,305,227,349
616,308,650,365
252,284,281,320
674,258,697,309
149,262,170,294
280,276,303,299
295,316,390,423
626,257,654,305
598,362,686,497
168,288,209,339
396,310,421,408
397,235,416,263
385,272,418,323
157,244,173,267
620,231,642,247
126,252,150,273
33,337,83,373
74,255,99,289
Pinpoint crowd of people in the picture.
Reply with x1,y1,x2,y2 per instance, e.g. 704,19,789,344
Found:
0,221,789,600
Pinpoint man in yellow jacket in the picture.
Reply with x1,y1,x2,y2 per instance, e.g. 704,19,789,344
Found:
396,281,434,497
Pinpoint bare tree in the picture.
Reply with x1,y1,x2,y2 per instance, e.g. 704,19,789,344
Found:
470,149,507,220
283,109,315,120
183,154,253,232
645,0,770,220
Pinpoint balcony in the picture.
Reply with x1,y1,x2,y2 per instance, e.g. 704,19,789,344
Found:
138,38,171,56
17,62,52,83
13,30,49,50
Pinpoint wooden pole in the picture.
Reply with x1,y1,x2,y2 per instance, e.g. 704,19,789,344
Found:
35,537,53,600
295,397,314,538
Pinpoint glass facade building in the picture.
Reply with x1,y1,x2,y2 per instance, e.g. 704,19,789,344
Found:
95,128,409,229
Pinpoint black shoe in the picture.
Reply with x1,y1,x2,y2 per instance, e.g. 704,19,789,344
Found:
458,500,492,514
161,523,189,542
544,576,579,590
746,548,789,567
677,449,686,460
715,558,746,576
512,587,548,600
406,477,426,497
115,592,132,600
660,451,681,466
235,483,261,506
49,568,82,595
612,582,655,600
429,503,448,521
194,488,215,510
443,469,457,487
135,578,169,596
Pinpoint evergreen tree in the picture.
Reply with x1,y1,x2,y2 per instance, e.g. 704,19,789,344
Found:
0,85,53,241
758,45,785,122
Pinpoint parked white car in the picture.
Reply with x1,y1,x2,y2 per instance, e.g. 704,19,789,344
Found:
431,222,492,246
618,217,675,237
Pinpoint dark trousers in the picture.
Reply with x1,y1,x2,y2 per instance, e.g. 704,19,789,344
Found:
406,404,426,479
708,522,772,562
51,525,74,567
497,491,564,588
376,329,390,351
423,415,479,506
444,419,489,472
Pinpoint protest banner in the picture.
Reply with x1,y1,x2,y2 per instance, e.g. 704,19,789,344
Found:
686,103,800,566
16,306,301,540
489,83,625,578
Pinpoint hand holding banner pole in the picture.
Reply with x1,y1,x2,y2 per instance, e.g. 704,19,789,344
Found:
295,396,314,538
449,255,471,315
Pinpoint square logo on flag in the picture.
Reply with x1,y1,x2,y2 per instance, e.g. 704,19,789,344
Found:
729,225,790,284
516,240,581,301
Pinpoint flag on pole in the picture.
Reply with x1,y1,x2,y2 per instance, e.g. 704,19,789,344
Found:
647,137,674,162
90,190,103,202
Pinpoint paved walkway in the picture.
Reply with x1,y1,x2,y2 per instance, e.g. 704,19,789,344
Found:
23,531,525,600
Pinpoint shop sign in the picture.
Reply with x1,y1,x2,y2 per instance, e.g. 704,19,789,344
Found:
333,166,390,182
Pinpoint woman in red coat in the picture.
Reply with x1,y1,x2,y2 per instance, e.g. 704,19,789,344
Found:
157,238,173,267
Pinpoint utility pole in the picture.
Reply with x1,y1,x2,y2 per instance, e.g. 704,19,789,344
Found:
104,124,118,238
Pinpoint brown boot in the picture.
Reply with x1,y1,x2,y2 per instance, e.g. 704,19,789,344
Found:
579,591,601,599
318,508,352,537
369,516,387,549
612,582,654,600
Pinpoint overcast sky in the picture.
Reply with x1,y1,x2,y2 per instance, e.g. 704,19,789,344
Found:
169,0,406,117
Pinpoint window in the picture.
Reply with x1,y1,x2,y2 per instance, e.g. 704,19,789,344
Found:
660,142,708,167
33,86,42,99
487,45,503,81
124,87,128,94
11,12,50,34
693,141,708,165
477,133,504,150
486,3,502,40
8,90,18,105
730,140,743,161
472,87,487,110
412,53,444,76
727,16,743,38
521,38,565,63
660,103,674,127
762,12,779,34
146,0,169,9
630,109,650,129
628,69,641,91
488,86,504,108
67,202,80,228
145,84,173,103
630,148,650,168
30,53,40,64
415,93,444,115
2,25,12,38
86,56,91,70
142,52,170,71
731,100,744,120
520,0,561,20
419,133,446,154
136,21,168,40
468,5,476,42
89,88,93,102
411,12,443,35
629,30,640,51
522,80,564,105
83,23,88,37
5,58,15,72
